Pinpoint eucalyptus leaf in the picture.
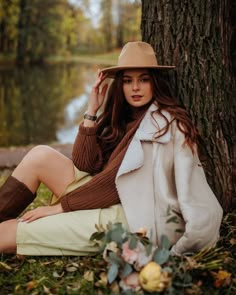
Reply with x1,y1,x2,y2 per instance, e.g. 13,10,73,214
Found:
107,263,119,284
108,224,125,244
173,272,193,287
146,243,153,256
90,231,105,241
153,248,170,265
108,251,123,265
161,235,170,249
128,235,138,249
120,262,133,278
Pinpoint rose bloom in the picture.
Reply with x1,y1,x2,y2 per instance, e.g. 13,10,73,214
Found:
119,272,141,291
134,246,154,271
121,241,140,264
121,241,154,270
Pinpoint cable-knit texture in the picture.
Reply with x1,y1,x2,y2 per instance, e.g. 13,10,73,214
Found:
60,105,150,212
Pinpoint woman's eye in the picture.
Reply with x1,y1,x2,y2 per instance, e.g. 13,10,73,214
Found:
140,77,150,82
123,79,132,84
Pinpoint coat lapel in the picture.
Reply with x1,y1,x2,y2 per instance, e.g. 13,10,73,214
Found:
116,104,172,177
136,104,172,143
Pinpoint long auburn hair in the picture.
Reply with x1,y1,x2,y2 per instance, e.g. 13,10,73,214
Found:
97,69,199,153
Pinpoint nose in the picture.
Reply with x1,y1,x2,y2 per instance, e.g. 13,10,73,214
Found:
132,79,140,91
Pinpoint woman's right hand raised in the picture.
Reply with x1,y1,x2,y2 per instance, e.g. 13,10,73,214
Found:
87,70,108,116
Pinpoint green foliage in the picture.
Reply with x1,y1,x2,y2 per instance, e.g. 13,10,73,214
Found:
0,0,20,53
0,0,141,62
153,248,170,265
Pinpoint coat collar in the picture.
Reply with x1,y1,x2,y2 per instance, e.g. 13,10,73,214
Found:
116,104,172,178
135,103,172,143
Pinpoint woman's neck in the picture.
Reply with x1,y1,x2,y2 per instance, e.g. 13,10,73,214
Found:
127,102,152,121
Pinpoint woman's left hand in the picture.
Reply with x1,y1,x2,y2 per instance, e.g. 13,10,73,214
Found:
19,203,63,223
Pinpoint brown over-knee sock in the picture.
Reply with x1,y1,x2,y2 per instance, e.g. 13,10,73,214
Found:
0,176,36,222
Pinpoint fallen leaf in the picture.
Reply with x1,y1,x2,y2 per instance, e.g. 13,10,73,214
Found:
71,262,79,267
83,270,94,282
110,281,120,293
43,285,52,294
65,266,78,272
229,238,236,245
53,271,64,278
212,270,232,288
26,280,37,291
95,272,108,287
0,262,12,271
27,259,37,264
40,261,54,266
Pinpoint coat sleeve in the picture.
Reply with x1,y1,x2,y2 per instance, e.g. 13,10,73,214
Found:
170,126,223,255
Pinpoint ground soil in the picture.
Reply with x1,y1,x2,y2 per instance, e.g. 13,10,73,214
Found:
0,144,73,171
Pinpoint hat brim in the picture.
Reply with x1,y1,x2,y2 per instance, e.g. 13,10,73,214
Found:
101,65,176,78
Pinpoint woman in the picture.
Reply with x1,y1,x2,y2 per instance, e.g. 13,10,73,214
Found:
0,41,223,256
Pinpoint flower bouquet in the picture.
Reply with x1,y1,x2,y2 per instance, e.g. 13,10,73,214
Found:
90,222,233,294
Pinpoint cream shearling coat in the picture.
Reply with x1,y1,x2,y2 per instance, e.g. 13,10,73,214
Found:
115,104,223,255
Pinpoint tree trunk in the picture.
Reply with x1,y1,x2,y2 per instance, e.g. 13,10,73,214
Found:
16,0,29,64
141,0,236,212
116,0,124,48
100,0,113,51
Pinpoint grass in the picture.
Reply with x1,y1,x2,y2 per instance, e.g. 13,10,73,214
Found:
45,51,119,66
0,172,235,294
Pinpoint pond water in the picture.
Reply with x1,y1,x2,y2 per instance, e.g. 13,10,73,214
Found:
0,63,101,147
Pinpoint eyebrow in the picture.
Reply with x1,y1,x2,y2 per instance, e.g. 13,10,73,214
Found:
123,73,150,78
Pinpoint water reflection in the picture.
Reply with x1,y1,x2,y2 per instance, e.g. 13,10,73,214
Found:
57,94,88,144
0,63,99,147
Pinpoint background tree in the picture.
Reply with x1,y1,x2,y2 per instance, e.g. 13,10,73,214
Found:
0,0,19,54
141,0,236,212
16,0,89,63
100,0,113,51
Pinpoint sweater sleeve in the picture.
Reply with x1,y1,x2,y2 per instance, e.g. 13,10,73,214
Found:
60,165,120,212
72,123,104,174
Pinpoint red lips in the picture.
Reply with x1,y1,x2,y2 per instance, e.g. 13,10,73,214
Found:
131,95,143,101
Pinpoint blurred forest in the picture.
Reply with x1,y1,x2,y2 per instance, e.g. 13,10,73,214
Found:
0,0,141,63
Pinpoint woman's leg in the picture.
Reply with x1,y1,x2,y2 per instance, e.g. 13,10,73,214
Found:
0,145,75,222
0,219,18,253
11,145,75,197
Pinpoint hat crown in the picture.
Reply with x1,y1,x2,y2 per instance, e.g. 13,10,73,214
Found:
118,41,158,67
101,41,175,77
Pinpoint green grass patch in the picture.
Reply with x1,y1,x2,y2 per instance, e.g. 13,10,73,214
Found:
45,51,119,66
0,51,119,67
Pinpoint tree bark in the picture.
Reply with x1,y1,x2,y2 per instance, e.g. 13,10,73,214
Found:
141,0,236,212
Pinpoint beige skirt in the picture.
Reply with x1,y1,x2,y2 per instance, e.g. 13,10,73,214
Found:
16,167,128,256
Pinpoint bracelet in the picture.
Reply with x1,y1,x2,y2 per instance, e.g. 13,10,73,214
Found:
84,112,97,121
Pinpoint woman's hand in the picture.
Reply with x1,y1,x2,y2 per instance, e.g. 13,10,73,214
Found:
87,70,108,116
19,203,63,223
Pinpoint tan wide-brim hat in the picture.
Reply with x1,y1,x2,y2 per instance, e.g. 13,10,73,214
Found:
101,41,175,77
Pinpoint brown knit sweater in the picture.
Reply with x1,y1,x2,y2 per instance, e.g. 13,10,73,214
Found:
60,106,148,212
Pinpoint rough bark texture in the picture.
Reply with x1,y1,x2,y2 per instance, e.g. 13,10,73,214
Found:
141,0,236,212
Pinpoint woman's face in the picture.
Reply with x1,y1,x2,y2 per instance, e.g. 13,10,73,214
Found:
122,69,153,107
